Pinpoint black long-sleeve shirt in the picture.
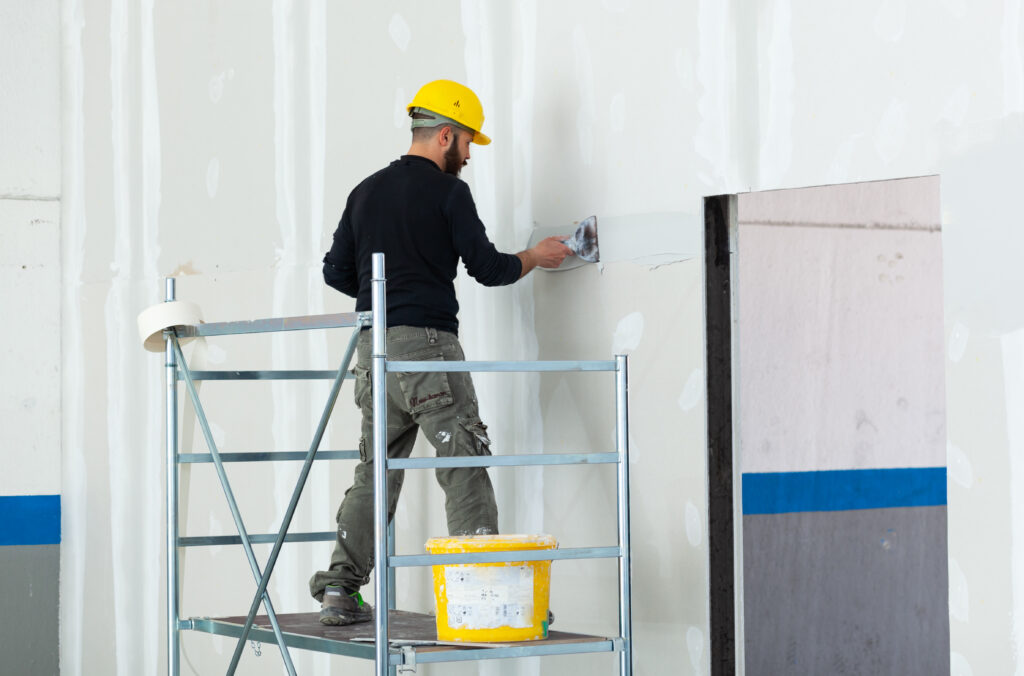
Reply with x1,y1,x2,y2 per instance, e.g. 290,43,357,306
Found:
323,155,522,335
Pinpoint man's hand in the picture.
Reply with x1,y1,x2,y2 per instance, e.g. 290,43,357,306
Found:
516,236,573,278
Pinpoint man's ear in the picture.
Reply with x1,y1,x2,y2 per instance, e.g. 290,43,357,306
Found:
438,125,453,148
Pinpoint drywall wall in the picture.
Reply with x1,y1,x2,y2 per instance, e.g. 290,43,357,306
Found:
45,1,1024,675
1,0,62,672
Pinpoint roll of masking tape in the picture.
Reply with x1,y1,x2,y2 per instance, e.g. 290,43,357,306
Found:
137,300,204,352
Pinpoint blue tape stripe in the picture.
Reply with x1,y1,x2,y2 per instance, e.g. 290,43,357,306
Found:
742,467,946,515
0,495,61,545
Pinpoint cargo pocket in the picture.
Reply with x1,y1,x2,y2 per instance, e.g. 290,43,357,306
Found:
352,365,371,410
458,418,493,456
396,355,454,415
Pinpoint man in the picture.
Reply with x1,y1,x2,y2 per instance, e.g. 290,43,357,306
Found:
309,79,571,625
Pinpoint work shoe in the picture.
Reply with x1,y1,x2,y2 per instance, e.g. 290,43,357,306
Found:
319,586,373,626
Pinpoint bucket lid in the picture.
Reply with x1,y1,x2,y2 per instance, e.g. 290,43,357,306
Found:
425,534,557,553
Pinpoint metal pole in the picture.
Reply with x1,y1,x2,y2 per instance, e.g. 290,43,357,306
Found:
226,321,363,669
387,522,396,606
388,522,397,676
165,278,180,676
172,340,297,676
371,253,390,675
615,354,633,676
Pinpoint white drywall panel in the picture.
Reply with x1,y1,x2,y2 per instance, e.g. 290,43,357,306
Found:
0,0,61,198
0,199,61,496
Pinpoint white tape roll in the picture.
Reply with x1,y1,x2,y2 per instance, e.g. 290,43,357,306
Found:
137,300,204,352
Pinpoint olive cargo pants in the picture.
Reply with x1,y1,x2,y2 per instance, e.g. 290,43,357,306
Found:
309,326,499,599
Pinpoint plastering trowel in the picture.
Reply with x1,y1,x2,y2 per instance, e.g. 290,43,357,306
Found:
527,215,600,271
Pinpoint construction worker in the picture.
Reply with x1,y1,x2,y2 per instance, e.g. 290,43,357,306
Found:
309,79,572,625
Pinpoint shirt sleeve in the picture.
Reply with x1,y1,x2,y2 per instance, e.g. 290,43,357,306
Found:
323,201,359,297
445,180,523,286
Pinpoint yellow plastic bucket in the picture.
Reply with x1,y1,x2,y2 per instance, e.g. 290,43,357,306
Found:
425,534,558,642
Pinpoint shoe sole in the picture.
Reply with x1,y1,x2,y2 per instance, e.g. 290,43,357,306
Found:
319,611,373,626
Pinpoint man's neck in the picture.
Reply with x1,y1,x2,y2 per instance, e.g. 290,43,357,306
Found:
406,145,443,171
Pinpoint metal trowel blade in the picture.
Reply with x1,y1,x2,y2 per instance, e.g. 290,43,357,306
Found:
566,215,599,263
526,215,600,271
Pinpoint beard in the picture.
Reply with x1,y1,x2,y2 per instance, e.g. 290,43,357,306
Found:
443,135,467,176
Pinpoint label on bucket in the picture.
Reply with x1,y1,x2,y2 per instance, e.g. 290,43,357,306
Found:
444,565,534,629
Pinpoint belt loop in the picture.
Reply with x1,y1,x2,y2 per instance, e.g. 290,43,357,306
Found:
426,327,437,344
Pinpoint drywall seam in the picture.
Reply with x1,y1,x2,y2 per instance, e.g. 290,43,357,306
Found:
695,0,736,187
59,1,87,674
105,1,138,670
1002,0,1024,115
271,0,302,635
1002,329,1024,676
757,0,794,186
0,194,61,201
305,4,331,671
140,1,162,669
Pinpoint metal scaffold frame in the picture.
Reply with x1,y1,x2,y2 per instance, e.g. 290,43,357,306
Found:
161,253,634,675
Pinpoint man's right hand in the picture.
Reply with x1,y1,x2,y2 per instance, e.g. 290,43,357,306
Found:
517,236,573,277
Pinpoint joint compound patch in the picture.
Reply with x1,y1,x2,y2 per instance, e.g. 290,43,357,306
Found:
444,565,534,629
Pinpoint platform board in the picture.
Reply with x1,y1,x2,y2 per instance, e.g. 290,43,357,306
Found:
188,611,620,666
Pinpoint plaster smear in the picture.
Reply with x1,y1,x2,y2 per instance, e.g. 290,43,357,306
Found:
612,311,644,355
1002,0,1024,114
951,652,975,676
685,500,702,547
757,0,794,186
205,157,219,198
388,13,410,52
695,0,735,187
947,439,973,488
609,92,625,132
949,321,970,362
687,625,705,673
528,212,700,270
678,367,704,412
875,99,909,164
572,24,595,167
873,0,907,43
949,556,969,622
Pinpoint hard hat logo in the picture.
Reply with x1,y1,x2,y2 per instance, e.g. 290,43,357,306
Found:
406,80,491,146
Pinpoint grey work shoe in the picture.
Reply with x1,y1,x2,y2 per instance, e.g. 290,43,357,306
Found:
319,586,373,626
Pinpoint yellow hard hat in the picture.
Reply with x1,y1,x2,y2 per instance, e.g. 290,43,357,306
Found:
406,79,491,145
